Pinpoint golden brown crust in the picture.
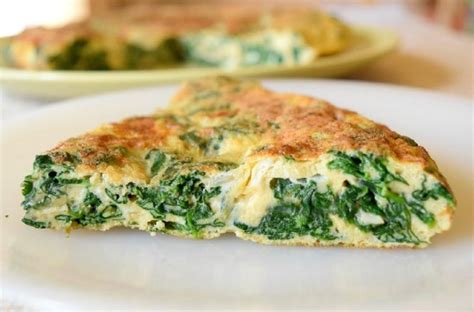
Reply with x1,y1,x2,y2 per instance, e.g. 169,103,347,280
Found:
172,77,443,167
46,76,451,192
50,116,177,168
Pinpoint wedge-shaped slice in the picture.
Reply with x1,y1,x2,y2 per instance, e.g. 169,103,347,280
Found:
21,77,455,247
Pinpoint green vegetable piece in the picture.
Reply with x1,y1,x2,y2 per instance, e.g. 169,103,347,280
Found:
145,149,167,176
127,171,223,237
237,178,336,241
22,218,50,229
33,155,54,169
55,215,72,223
21,175,33,196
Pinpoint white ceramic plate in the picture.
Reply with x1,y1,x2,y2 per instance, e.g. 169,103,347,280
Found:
1,80,472,310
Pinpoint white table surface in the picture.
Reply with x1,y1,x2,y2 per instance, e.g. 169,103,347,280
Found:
1,3,472,122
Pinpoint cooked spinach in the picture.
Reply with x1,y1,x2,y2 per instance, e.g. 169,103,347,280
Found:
21,154,87,210
48,38,110,70
327,151,442,243
73,204,123,226
179,131,209,150
145,149,167,177
335,184,421,244
241,44,284,66
179,121,259,154
21,175,34,196
235,178,337,240
33,155,55,169
125,39,184,69
22,152,225,233
236,151,454,244
179,131,224,154
54,191,122,226
128,170,223,237
182,34,298,67
412,179,454,204
328,151,406,184
21,148,452,244
22,218,50,229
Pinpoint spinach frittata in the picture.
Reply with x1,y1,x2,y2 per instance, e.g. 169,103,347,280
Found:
21,77,455,248
5,5,350,70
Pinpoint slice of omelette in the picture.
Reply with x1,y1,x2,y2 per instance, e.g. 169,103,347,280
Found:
5,5,350,70
20,77,455,248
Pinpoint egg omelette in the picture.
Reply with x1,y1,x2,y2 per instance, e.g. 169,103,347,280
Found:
5,5,350,70
21,77,455,248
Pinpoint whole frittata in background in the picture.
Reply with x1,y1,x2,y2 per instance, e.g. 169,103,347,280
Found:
5,5,350,70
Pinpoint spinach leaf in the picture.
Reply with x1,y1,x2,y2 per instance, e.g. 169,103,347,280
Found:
412,181,454,204
128,171,223,237
62,192,122,226
236,151,452,245
33,155,54,169
48,38,110,70
236,178,336,241
327,151,362,177
22,218,50,229
326,151,453,243
179,131,224,153
336,184,420,244
21,154,86,210
145,149,167,176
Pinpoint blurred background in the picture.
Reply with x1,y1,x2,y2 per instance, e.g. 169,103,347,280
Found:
0,0,472,118
1,0,473,37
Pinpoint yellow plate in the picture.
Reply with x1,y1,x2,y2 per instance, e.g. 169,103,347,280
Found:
0,27,397,99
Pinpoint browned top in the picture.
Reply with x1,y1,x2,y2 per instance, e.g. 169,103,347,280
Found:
47,76,445,188
170,77,436,164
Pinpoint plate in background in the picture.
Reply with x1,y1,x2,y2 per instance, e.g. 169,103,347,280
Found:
1,80,471,310
0,27,397,99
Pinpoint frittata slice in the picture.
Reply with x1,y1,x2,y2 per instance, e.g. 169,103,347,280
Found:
5,5,350,70
21,77,455,248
